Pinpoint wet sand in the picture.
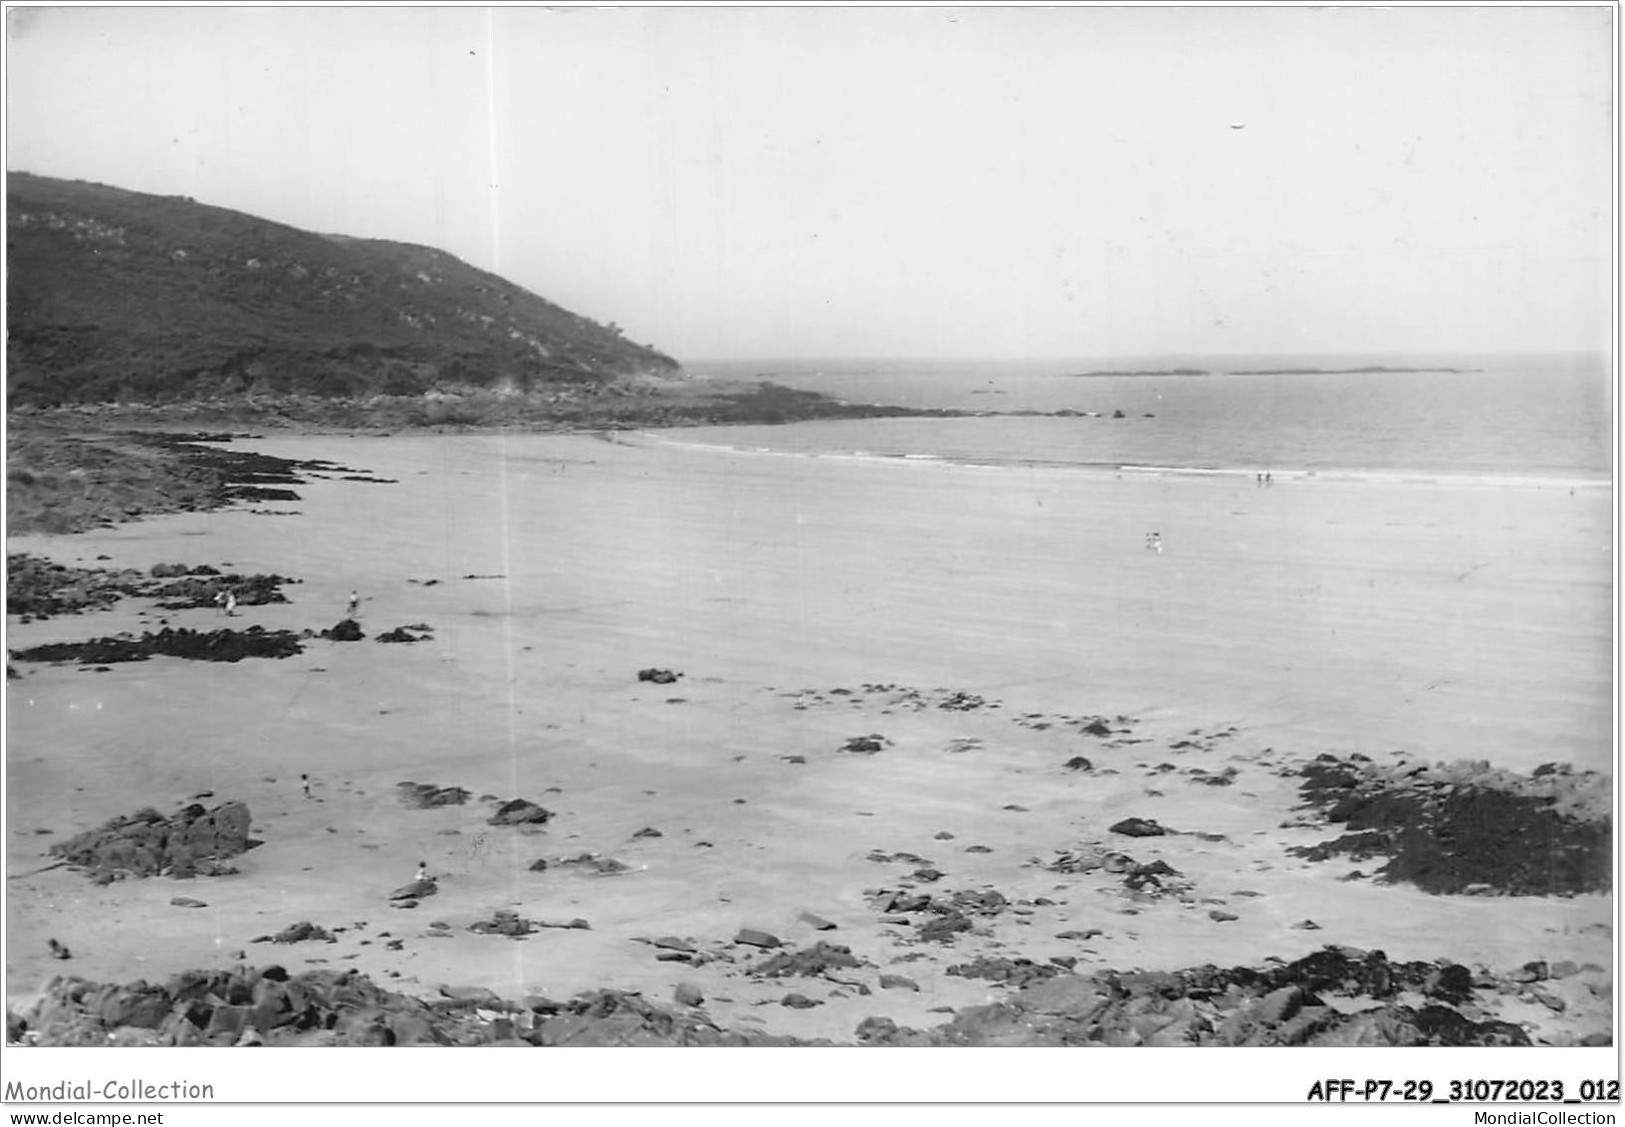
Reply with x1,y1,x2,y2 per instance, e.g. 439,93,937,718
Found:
5,431,1613,1046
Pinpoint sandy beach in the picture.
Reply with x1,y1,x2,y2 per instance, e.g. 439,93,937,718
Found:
5,431,1612,1046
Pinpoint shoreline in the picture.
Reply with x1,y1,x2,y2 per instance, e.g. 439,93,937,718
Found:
627,428,1612,492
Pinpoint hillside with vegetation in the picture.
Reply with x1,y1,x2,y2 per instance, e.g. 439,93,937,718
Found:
6,172,681,406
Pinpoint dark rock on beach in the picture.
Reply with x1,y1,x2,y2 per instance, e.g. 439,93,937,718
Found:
7,554,151,618
553,853,631,876
12,626,303,665
387,879,437,902
487,798,554,826
15,941,1595,1047
1109,817,1169,838
152,572,297,610
1291,754,1611,895
252,922,336,945
49,800,255,880
733,928,783,949
395,782,471,809
375,625,433,643
859,946,1542,1047
750,942,863,978
638,668,682,684
946,957,1065,989
320,618,365,642
468,910,536,938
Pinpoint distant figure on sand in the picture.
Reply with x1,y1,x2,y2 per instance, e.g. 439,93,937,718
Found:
1264,473,1273,487
301,773,311,799
416,861,429,882
347,590,360,619
224,590,237,616
1146,532,1163,554
214,589,229,615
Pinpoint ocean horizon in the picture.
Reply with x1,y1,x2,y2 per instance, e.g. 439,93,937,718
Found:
678,352,1613,481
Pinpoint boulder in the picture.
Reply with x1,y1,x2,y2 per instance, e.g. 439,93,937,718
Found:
320,619,365,642
387,879,437,901
50,799,255,880
488,799,553,826
396,782,470,809
1109,817,1168,837
733,928,782,949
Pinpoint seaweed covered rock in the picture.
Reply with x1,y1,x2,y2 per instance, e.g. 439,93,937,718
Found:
376,625,433,644
12,626,303,665
468,910,536,938
6,554,148,618
251,922,335,945
13,945,1589,1048
857,947,1542,1047
750,941,864,978
50,801,255,879
1291,754,1611,895
152,572,297,609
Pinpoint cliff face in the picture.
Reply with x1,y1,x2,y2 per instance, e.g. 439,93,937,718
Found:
6,172,681,405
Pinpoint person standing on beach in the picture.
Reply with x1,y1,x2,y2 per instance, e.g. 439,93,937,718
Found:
214,589,229,615
347,590,360,619
224,590,237,616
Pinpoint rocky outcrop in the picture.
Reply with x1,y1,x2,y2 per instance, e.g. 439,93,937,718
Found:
12,626,303,664
49,801,255,880
395,782,471,809
319,618,364,642
487,799,553,826
18,943,1596,1048
1290,754,1611,895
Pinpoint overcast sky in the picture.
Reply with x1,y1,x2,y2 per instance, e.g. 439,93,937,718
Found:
5,5,1613,361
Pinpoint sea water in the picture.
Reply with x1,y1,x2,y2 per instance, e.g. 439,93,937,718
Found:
674,353,1613,482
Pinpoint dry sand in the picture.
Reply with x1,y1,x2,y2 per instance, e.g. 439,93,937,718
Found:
5,431,1613,1043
